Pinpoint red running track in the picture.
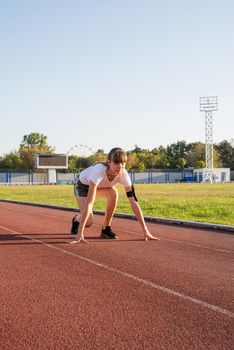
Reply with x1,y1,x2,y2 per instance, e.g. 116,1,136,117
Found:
0,201,233,350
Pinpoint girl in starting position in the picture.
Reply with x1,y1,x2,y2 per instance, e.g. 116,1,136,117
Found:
70,147,160,244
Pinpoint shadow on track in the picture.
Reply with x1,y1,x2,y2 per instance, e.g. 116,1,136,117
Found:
0,233,143,245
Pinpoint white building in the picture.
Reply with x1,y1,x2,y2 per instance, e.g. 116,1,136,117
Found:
193,168,230,183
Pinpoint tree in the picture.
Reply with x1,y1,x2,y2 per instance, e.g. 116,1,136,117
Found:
67,155,79,173
213,147,222,168
2,135,233,173
0,152,23,170
166,140,191,168
186,143,205,168
20,132,49,148
125,152,146,171
186,142,221,168
87,149,107,167
196,160,205,168
131,145,142,154
153,146,170,169
126,152,138,171
19,132,55,170
215,140,234,169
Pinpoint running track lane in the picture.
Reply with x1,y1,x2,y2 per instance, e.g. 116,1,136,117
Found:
0,202,233,350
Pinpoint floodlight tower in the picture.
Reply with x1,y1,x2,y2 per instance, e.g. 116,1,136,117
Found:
199,96,218,183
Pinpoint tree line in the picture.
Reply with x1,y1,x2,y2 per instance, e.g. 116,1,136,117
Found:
0,132,233,172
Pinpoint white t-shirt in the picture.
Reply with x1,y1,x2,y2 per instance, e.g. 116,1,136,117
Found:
78,163,132,188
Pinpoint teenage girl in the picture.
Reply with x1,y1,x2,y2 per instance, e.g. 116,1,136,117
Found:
70,147,160,244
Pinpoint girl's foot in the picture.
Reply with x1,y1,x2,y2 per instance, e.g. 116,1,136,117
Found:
100,226,118,239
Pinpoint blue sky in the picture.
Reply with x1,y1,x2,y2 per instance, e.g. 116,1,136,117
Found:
1,0,234,156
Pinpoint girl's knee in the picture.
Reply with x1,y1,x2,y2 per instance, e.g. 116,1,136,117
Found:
85,219,93,227
85,221,93,227
109,186,119,201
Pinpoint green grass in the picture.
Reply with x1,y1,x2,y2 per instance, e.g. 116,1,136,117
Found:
0,183,234,226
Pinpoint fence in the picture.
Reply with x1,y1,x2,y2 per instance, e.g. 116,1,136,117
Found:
128,171,193,184
56,171,194,184
0,170,194,185
0,172,48,185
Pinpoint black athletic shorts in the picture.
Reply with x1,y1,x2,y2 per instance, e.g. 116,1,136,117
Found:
74,180,89,197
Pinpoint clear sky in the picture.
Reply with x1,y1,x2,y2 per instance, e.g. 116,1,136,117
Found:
1,0,234,156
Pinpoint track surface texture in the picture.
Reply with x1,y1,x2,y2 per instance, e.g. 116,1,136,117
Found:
0,202,233,350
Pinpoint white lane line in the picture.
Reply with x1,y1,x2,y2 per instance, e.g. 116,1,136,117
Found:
1,224,233,319
116,227,234,254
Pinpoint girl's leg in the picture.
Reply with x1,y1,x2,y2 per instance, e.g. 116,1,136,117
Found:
97,186,119,228
75,195,93,227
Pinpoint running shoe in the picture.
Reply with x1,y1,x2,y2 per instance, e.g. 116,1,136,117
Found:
100,226,118,239
71,215,79,234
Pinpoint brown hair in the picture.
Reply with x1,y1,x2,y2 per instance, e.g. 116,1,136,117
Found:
107,147,127,164
92,147,127,167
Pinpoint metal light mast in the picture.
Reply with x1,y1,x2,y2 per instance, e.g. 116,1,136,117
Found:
199,96,218,183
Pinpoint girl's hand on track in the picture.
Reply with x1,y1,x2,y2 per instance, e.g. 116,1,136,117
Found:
69,236,89,244
144,230,160,241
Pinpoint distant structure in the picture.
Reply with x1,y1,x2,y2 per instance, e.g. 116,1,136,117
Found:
67,144,94,157
34,153,68,184
199,96,218,182
193,96,230,183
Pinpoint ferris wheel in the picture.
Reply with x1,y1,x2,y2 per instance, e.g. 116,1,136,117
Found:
67,144,94,158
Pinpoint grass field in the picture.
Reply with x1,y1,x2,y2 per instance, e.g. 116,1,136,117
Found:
0,183,234,226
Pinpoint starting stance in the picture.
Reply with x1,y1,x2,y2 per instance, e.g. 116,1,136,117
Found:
70,147,160,244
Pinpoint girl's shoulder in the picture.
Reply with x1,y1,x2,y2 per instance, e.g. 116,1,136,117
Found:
121,168,129,177
90,162,107,175
92,162,107,170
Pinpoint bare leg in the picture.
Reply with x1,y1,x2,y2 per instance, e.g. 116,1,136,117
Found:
74,195,93,227
97,187,119,228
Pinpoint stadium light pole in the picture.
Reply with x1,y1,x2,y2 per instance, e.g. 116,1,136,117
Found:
199,96,218,183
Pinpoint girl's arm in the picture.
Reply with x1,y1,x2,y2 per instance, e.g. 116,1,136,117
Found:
71,182,97,244
125,186,160,241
